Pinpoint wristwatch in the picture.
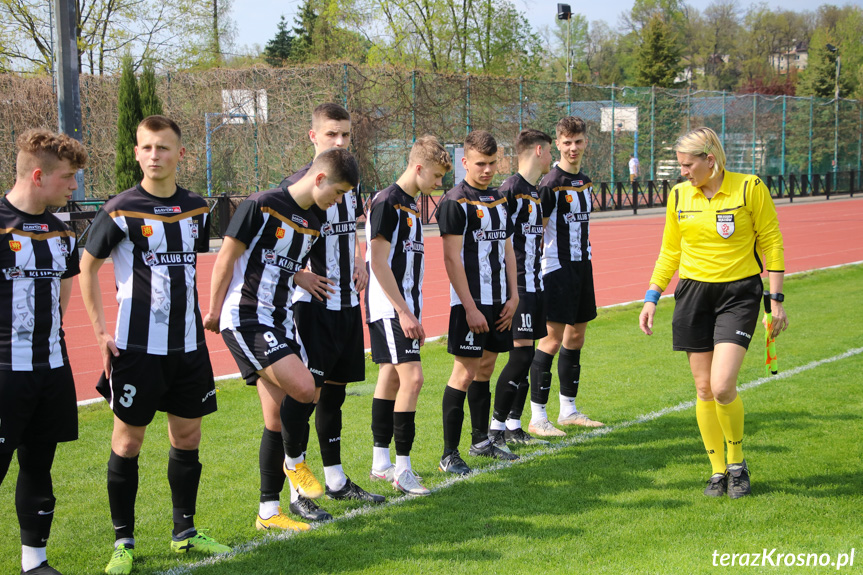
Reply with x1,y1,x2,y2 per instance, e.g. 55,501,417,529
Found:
769,292,785,302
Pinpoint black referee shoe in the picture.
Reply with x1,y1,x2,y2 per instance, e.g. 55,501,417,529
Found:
726,460,751,499
290,495,333,521
22,561,62,575
703,472,728,497
326,477,385,503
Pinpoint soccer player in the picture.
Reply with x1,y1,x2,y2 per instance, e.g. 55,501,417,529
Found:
0,129,86,575
639,127,787,498
489,129,554,448
366,136,452,495
80,116,230,575
205,148,359,527
437,130,520,476
528,116,605,437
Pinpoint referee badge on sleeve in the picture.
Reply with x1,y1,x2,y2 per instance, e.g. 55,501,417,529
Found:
716,214,735,239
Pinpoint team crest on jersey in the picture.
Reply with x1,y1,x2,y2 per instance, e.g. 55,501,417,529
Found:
56,239,69,255
154,206,182,215
275,228,286,239
407,218,413,227
476,209,484,218
189,222,199,239
565,194,573,203
9,241,22,252
716,214,735,239
351,194,358,210
3,266,24,279
528,204,533,213
291,214,308,227
141,225,154,237
23,223,49,232
261,249,277,265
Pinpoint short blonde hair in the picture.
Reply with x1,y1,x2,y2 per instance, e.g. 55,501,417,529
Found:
409,135,452,172
16,129,88,179
674,127,726,179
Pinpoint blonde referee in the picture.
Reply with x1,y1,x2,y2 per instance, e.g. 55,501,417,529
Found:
638,127,788,499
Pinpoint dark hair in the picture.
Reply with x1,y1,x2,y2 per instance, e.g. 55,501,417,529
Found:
138,115,182,141
16,129,88,178
464,130,497,156
311,147,359,189
555,116,587,138
312,103,351,126
515,129,552,155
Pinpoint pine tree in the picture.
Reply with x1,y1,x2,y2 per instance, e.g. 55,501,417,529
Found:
115,54,143,193
139,60,163,118
291,0,318,62
264,15,294,66
635,15,682,88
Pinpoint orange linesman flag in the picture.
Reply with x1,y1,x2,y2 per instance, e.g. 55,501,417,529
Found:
763,294,778,376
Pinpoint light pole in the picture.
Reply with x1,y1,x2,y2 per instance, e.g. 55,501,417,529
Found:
827,43,840,173
557,4,572,83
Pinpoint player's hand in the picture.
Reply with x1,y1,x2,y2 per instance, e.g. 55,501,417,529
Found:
639,302,655,335
465,305,489,334
398,309,426,346
203,311,220,334
495,295,519,332
98,334,120,378
767,301,788,338
353,256,368,292
294,270,336,301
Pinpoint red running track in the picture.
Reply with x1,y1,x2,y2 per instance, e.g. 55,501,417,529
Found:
65,197,863,402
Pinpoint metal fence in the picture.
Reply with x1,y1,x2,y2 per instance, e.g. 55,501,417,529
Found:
1,64,861,198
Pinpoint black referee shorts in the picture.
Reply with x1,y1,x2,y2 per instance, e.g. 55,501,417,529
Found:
0,364,77,453
672,275,763,352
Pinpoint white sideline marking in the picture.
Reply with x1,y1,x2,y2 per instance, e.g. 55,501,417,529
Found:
158,345,863,575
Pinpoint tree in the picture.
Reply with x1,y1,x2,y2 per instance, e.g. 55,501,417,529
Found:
797,30,851,98
115,54,143,193
263,15,294,66
138,60,163,117
636,15,681,87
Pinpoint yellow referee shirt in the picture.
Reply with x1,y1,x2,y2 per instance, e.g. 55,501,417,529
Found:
649,171,784,291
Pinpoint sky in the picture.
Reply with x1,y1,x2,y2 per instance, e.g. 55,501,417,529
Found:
229,0,863,55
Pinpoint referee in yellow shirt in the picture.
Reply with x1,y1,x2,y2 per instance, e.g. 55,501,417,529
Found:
639,127,788,499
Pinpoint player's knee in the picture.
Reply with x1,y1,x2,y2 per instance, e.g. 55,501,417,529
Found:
113,437,143,458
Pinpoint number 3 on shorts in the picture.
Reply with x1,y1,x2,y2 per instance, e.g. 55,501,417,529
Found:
119,384,137,408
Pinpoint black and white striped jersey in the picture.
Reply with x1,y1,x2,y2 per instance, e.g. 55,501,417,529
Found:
364,184,423,323
280,164,363,310
501,173,544,294
86,185,210,355
437,180,513,306
219,187,321,337
538,165,593,274
0,197,79,370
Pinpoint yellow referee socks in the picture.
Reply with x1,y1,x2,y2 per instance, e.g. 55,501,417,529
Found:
715,395,745,465
696,398,727,475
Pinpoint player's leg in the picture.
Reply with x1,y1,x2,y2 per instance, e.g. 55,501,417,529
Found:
493,340,535,445
105,416,146,574
529,320,565,436
370,364,398,481
391,361,429,495
439,355,480,475
16,442,58,574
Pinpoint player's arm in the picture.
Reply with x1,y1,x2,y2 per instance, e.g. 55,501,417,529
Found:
495,237,519,331
79,252,119,377
442,233,488,334
59,277,73,320
203,235,247,333
352,229,368,292
370,236,425,345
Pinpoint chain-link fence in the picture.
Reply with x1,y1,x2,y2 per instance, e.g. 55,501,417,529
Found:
1,64,861,198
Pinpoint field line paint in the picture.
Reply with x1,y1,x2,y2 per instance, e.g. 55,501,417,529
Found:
158,345,863,575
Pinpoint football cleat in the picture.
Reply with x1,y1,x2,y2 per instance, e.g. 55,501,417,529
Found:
504,427,549,445
469,439,519,461
369,464,397,483
528,418,566,437
439,450,471,475
23,561,64,575
326,477,385,503
557,411,605,427
170,532,231,555
289,495,333,522
488,430,516,454
283,461,324,499
104,543,133,575
393,468,431,496
255,508,311,532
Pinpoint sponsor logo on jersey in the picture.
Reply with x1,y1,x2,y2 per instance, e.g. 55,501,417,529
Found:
3,266,63,280
479,195,495,202
143,251,196,267
9,240,22,252
291,214,308,227
476,209,484,218
472,229,507,242
141,225,154,237
201,389,216,403
189,222,199,239
565,194,573,203
402,239,425,253
261,249,302,273
23,223,49,232
521,223,544,235
263,342,288,356
572,180,583,186
716,214,735,239
154,206,182,215
410,203,418,211
309,367,324,376
322,221,357,236
275,227,286,239
563,212,590,224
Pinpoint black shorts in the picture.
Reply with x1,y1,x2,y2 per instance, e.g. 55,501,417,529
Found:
447,303,514,357
294,303,365,386
543,260,597,325
0,364,77,453
672,275,763,352
369,317,421,365
223,326,301,383
97,347,217,427
512,291,548,341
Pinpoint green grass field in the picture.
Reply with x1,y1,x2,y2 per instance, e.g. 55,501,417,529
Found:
2,265,862,575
